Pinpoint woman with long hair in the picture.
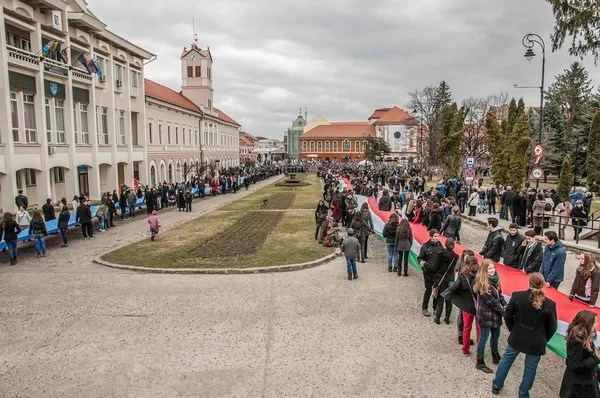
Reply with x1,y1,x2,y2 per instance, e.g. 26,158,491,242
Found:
492,273,558,396
473,259,506,373
570,252,600,307
452,251,477,348
359,202,375,261
29,210,48,257
382,213,399,272
395,219,413,276
404,199,416,222
314,200,328,240
412,200,422,224
0,212,21,265
432,238,459,324
57,205,71,247
560,310,600,398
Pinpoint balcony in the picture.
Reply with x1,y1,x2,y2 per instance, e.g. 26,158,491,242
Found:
42,58,68,77
71,68,93,83
6,45,40,69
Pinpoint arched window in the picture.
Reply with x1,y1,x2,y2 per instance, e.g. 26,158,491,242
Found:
310,141,315,151
363,140,368,151
355,141,360,152
332,141,338,151
317,141,322,151
150,165,156,187
342,139,350,152
325,141,330,151
302,141,307,151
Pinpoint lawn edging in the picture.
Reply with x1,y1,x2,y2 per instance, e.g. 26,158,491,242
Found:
93,249,340,274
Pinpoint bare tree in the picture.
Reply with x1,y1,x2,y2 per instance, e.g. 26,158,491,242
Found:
461,96,491,162
407,85,440,165
488,91,510,120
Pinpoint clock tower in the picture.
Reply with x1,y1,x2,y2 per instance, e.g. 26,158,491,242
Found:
180,43,213,110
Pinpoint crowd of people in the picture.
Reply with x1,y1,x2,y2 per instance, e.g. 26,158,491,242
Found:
0,165,285,265
315,162,600,397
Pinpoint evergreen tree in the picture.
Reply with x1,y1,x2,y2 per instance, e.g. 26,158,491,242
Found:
543,101,566,174
557,154,574,201
436,103,466,177
587,110,600,185
364,136,391,162
427,81,453,165
506,98,519,134
486,112,507,185
506,113,532,189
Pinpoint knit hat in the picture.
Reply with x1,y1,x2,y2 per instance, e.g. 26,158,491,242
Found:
347,228,355,235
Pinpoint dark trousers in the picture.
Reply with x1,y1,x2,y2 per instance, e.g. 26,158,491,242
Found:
81,222,93,238
60,228,68,244
468,206,476,216
488,202,496,214
459,199,466,213
550,282,561,289
422,273,434,311
435,280,452,320
315,224,320,240
186,202,191,212
364,235,369,258
397,250,410,275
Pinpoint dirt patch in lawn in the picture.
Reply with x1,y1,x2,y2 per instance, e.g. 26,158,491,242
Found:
261,192,296,210
191,210,285,258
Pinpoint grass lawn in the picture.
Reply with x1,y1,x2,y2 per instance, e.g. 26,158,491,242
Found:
101,174,334,269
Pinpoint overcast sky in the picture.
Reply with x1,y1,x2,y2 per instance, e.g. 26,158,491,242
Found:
90,0,600,139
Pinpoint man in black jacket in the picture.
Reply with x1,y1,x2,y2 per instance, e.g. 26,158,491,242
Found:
42,198,56,221
517,230,543,273
418,229,443,317
75,197,94,239
14,190,28,211
502,223,523,268
500,187,515,222
480,218,504,262
492,274,557,396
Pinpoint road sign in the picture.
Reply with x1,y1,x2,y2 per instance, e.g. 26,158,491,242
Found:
531,167,544,179
465,167,476,181
534,145,544,165
465,157,475,169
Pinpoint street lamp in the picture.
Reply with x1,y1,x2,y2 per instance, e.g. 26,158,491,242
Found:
520,33,546,189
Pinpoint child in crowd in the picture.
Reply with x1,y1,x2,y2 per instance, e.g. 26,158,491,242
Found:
148,210,160,241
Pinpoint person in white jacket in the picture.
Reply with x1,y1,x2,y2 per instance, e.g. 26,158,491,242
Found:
468,191,479,217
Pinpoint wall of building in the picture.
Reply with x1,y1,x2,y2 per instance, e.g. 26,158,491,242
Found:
298,138,369,161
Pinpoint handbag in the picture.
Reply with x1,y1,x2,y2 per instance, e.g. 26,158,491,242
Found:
432,258,456,299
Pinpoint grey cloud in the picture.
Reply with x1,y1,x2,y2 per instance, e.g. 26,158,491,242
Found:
90,0,600,138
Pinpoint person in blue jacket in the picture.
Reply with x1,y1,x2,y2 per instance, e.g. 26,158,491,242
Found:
438,181,447,197
569,186,585,207
540,231,567,289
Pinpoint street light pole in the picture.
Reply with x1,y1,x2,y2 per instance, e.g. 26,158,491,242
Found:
521,33,546,189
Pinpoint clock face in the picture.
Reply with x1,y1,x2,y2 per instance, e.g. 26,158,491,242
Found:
394,131,401,139
191,55,197,61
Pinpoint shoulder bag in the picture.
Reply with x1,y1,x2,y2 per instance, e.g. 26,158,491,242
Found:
432,257,456,299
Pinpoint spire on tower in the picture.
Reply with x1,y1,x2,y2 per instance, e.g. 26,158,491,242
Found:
305,107,307,121
299,107,302,116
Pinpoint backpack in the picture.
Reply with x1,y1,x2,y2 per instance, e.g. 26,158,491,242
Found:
544,202,552,212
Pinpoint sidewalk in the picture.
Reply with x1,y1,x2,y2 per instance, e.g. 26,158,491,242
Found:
463,211,600,255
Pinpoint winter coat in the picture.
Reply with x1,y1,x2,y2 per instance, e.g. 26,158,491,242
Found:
572,206,588,226
42,203,56,221
418,240,443,275
559,338,600,398
184,191,193,203
532,200,547,228
76,204,92,224
517,241,544,273
501,190,515,205
378,195,392,211
440,214,461,238
340,235,360,260
503,233,525,267
148,212,160,233
569,190,585,207
95,204,108,219
0,220,21,241
513,195,526,216
445,273,477,315
15,211,31,229
58,210,71,230
480,227,504,262
432,249,459,286
504,289,557,356
570,266,600,306
29,219,48,238
395,231,413,252
315,206,328,225
428,208,443,232
382,221,398,244
541,240,567,284
360,210,374,237
476,280,507,328
468,192,479,207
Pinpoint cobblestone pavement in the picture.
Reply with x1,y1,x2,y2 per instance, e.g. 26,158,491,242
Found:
0,185,566,397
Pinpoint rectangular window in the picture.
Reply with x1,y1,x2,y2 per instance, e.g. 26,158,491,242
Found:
73,103,78,144
80,104,89,144
175,127,178,144
208,68,211,79
195,66,201,77
189,130,192,146
55,99,65,143
208,99,212,109
167,125,171,144
10,92,19,142
149,122,153,144
45,99,52,143
114,63,123,85
12,34,19,48
195,130,198,145
119,110,125,145
25,168,36,186
15,171,21,188
21,38,31,52
100,107,108,144
342,140,350,151
23,93,36,143
187,66,193,77
183,128,186,145
355,141,360,152
158,124,163,144
54,167,65,183
130,70,138,88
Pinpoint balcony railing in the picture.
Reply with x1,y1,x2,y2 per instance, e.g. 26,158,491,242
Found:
71,68,93,81
6,45,40,66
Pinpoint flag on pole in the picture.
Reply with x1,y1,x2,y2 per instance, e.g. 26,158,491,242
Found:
88,58,103,79
49,41,58,52
42,40,54,56
76,53,91,73
59,48,69,64
133,177,146,192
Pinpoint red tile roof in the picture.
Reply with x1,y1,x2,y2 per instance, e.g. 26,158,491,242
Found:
368,108,391,120
376,106,414,123
255,136,268,140
180,44,212,61
213,107,240,127
145,79,202,114
300,122,376,139
239,135,255,146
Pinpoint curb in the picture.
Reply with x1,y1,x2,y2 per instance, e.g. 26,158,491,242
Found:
93,249,341,274
462,215,600,256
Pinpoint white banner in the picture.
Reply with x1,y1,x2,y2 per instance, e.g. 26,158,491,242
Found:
388,125,408,152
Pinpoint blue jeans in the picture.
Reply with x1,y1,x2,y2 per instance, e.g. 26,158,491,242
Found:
60,228,68,244
6,240,17,260
99,217,106,230
34,237,46,254
386,243,398,268
477,326,500,357
493,344,541,398
128,204,136,217
346,258,357,274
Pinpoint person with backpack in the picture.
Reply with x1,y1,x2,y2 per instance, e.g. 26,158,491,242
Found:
96,201,108,232
29,210,48,257
480,218,504,262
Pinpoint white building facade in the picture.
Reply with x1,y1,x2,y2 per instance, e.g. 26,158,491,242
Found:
0,0,153,212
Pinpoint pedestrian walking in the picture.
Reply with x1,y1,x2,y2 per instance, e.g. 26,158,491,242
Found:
57,205,70,247
148,210,160,241
0,213,21,265
341,228,360,281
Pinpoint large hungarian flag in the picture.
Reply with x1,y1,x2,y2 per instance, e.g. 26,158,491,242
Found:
133,177,146,192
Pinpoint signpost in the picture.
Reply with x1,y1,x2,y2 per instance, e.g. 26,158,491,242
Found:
465,167,475,181
465,157,475,169
531,167,544,180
